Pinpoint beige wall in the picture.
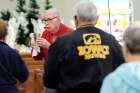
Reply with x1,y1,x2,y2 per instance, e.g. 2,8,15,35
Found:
51,0,87,27
133,0,140,21
0,0,16,10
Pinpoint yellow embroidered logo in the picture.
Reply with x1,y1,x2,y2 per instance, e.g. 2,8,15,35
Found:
77,33,110,60
83,34,101,45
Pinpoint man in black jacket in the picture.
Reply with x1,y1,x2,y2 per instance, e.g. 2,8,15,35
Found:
0,19,29,93
44,1,125,93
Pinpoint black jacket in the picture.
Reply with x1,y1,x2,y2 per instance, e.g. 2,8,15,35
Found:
0,41,29,93
44,27,125,93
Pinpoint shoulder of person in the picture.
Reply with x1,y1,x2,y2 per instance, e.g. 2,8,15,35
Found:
60,23,74,31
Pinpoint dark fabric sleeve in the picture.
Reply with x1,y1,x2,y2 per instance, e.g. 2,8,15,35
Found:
13,51,29,83
44,39,62,89
111,36,125,70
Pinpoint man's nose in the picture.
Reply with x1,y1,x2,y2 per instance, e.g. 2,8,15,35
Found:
45,21,50,25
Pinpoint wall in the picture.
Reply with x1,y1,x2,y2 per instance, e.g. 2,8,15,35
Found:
132,0,140,21
0,0,16,10
51,0,87,27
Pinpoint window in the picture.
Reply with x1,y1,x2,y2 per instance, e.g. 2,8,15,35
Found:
90,0,133,42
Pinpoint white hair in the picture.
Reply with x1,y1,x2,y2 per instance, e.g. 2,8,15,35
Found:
73,1,98,22
123,21,140,54
42,8,60,19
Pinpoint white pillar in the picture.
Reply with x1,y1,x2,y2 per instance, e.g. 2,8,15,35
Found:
133,0,140,21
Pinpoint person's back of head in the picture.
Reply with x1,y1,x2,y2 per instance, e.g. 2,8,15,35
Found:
0,19,8,41
123,21,140,54
73,1,98,27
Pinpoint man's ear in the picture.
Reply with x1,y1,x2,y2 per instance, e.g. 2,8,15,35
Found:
122,43,129,58
94,16,99,25
73,15,78,28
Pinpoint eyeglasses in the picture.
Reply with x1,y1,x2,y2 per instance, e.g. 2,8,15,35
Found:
43,16,57,23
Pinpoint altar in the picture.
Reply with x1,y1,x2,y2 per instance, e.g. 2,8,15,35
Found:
17,53,44,93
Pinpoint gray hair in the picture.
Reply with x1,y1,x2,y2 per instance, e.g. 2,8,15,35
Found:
73,1,98,22
123,21,140,54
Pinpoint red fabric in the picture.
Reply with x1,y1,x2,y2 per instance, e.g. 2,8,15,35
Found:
35,23,73,60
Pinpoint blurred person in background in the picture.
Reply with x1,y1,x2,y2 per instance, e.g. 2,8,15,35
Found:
100,21,140,93
0,19,29,93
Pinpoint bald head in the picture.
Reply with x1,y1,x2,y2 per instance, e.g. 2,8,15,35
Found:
44,8,60,20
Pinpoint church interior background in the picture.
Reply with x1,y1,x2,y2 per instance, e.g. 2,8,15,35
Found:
0,0,135,52
0,0,138,93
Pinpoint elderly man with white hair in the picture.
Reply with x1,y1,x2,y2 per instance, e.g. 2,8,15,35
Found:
100,21,140,93
43,1,124,93
31,8,73,60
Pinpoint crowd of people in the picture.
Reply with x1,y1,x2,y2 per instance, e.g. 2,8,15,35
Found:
0,1,140,93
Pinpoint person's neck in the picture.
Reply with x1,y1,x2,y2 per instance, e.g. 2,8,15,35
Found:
78,22,95,28
126,54,140,63
0,39,4,42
